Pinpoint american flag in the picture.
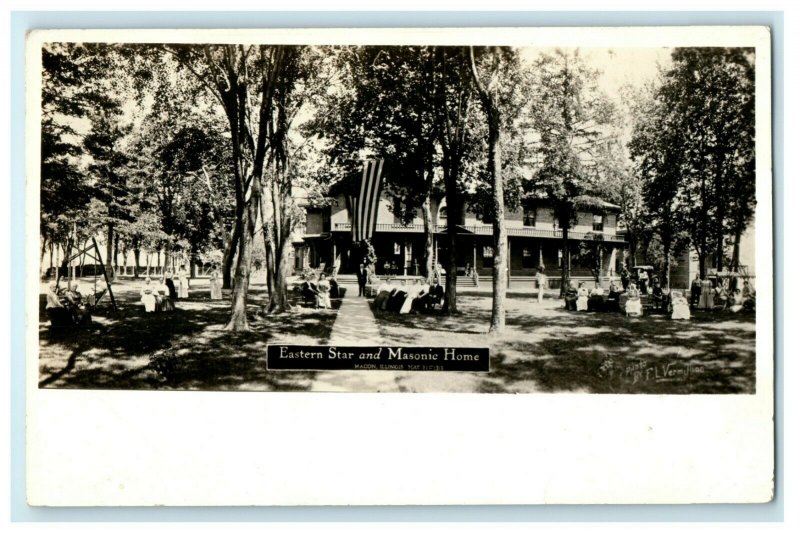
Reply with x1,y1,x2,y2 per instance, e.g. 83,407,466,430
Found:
351,159,384,243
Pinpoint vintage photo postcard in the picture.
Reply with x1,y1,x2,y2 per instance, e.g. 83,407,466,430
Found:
25,26,774,506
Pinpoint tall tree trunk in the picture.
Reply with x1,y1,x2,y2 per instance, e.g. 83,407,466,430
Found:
470,48,506,333
113,233,120,276
442,162,459,314
662,235,672,288
225,216,253,331
560,222,569,298
222,218,241,290
267,173,292,314
40,236,48,278
106,223,114,280
421,195,435,283
258,184,275,299
698,249,707,280
730,228,742,291
133,248,141,279
48,241,54,278
487,127,506,333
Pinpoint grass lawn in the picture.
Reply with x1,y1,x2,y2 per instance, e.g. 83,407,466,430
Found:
371,290,757,394
38,280,756,394
38,278,338,391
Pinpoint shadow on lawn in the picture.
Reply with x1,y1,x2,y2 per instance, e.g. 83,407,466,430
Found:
500,310,756,394
38,289,339,391
372,296,756,394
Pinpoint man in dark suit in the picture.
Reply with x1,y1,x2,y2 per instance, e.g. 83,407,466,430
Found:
356,262,369,297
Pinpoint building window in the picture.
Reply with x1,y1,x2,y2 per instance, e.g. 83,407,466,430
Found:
593,213,604,232
522,247,536,268
482,246,493,268
393,242,401,255
523,208,536,227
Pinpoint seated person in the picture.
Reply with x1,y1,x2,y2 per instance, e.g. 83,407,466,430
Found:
625,286,643,317
164,272,178,300
373,281,394,310
605,281,623,312
729,289,745,313
45,282,75,326
638,270,650,294
423,281,445,311
669,289,691,320
328,277,340,299
300,278,318,307
564,281,578,311
741,280,753,300
651,279,664,306
45,282,63,310
587,282,605,312
411,282,431,313
714,284,730,309
56,282,91,325
387,287,408,313
140,277,157,313
400,281,426,315
576,282,589,312
156,277,175,312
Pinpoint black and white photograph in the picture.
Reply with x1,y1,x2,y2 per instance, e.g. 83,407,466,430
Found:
23,24,775,508
34,33,764,394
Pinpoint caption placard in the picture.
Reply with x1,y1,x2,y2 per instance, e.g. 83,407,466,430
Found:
267,345,490,372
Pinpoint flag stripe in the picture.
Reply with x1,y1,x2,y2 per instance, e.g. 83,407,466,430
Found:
355,161,370,242
369,159,383,237
367,159,385,240
351,159,384,243
361,160,374,241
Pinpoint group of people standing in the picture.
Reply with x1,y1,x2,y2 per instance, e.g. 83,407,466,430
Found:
139,265,225,313
139,269,188,313
690,273,755,312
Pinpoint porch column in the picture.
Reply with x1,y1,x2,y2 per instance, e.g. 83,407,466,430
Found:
507,235,511,288
472,240,477,275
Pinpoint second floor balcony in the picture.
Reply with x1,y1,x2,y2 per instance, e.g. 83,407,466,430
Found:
331,222,626,242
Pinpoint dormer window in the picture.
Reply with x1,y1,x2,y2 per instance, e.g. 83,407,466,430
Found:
593,213,604,232
523,208,536,227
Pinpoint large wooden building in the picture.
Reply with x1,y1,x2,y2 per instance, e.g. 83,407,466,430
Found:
294,192,629,288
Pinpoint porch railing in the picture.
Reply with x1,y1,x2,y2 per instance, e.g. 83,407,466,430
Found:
331,222,626,242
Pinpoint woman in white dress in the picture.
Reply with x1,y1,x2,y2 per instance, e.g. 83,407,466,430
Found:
625,285,643,317
177,266,189,299
209,267,223,300
140,277,157,313
670,289,691,320
535,267,547,304
576,282,589,312
316,274,332,309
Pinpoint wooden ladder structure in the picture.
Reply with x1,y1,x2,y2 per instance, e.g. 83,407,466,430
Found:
55,236,118,312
